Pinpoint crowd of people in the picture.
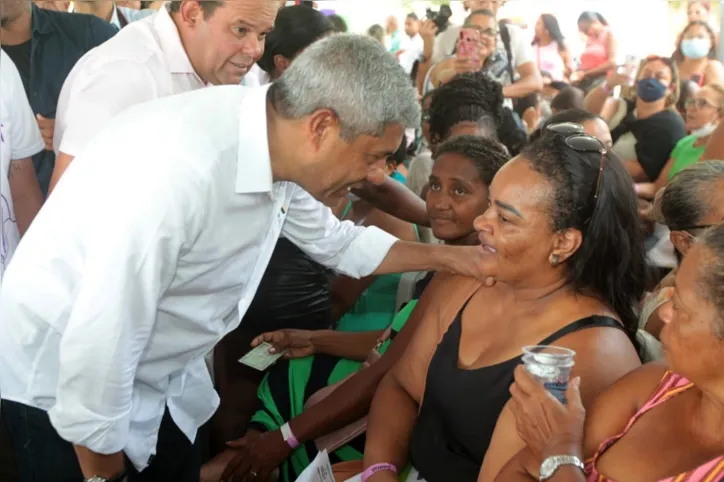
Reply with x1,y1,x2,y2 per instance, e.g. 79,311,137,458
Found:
1,0,724,482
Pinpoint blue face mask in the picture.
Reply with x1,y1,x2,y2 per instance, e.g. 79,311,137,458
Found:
637,78,668,103
681,37,711,59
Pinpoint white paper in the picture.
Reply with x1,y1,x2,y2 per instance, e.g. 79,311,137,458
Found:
296,450,334,482
342,476,361,482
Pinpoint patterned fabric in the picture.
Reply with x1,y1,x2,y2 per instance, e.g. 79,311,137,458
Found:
586,371,724,482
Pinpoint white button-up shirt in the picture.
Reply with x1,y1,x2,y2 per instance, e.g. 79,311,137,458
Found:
53,4,205,157
0,84,397,470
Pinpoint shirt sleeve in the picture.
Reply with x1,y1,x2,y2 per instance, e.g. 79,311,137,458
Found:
55,60,159,157
635,113,688,182
508,24,534,67
47,166,205,454
0,52,44,160
281,184,398,278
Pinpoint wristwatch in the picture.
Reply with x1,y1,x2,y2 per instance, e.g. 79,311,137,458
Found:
85,471,126,482
539,455,585,481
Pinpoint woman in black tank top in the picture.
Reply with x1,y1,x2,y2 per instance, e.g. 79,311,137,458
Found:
361,125,649,482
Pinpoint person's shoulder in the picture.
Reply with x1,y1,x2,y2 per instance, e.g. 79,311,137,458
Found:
40,8,116,45
0,51,25,111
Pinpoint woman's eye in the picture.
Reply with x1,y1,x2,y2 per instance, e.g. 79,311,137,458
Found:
429,182,441,191
498,214,508,223
454,188,466,196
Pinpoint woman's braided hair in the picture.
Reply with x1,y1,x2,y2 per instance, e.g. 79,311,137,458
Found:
428,71,504,145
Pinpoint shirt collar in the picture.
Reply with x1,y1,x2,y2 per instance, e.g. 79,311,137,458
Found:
109,4,121,29
155,4,200,76
236,84,273,194
31,4,56,36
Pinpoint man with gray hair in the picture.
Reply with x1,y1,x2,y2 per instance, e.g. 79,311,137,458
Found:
0,35,485,482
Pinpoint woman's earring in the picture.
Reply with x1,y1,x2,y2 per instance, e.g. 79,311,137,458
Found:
549,254,560,267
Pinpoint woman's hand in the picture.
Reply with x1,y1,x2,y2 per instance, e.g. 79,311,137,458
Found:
251,329,316,359
221,430,291,482
605,71,631,90
570,70,585,83
453,54,482,76
420,19,438,46
509,365,586,460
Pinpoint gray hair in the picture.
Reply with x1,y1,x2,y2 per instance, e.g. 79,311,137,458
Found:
696,225,724,338
268,34,420,141
655,160,724,230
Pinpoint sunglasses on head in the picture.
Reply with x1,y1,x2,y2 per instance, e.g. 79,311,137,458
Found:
545,122,608,200
673,224,715,233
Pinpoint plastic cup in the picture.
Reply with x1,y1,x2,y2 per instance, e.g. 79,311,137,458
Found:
522,346,576,404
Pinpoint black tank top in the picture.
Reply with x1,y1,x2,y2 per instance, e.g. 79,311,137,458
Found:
409,302,623,482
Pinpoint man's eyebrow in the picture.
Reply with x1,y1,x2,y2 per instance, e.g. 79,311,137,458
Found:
495,200,522,218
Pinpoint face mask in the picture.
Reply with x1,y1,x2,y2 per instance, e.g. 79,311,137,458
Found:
637,78,668,103
681,37,711,59
690,121,718,138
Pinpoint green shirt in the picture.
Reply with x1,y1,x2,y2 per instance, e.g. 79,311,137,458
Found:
669,135,706,180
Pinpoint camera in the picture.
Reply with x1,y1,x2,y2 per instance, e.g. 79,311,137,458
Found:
426,4,452,34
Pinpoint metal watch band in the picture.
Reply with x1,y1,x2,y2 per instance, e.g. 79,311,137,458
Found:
539,455,585,481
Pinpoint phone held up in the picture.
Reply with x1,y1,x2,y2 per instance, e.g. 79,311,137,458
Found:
457,28,481,64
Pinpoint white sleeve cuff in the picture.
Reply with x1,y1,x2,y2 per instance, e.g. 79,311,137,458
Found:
334,226,398,279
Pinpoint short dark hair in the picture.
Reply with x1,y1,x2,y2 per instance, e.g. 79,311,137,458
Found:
167,0,223,16
433,135,510,187
550,87,585,112
522,134,648,351
407,12,419,21
326,14,348,33
257,5,334,75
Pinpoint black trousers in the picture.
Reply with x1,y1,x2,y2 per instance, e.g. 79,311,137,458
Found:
1,399,200,482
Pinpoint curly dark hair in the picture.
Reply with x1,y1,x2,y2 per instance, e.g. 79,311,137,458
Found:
428,71,504,144
522,134,648,352
433,135,510,186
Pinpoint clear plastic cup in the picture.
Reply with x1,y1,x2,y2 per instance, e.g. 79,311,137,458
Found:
522,346,576,404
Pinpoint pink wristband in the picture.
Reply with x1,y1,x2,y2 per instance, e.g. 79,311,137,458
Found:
280,422,299,449
362,463,397,481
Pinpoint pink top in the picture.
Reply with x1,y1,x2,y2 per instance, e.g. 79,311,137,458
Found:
579,28,610,72
535,41,565,81
586,371,724,482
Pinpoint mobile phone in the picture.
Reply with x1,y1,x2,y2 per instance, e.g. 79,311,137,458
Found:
457,28,481,63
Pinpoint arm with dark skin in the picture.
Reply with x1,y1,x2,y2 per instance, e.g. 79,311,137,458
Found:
331,207,418,320
9,157,43,236
352,177,430,227
209,275,449,482
502,62,544,99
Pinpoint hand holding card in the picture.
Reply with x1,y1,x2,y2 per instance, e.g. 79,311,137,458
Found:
238,342,285,371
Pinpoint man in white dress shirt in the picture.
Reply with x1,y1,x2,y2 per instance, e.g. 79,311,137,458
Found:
0,35,484,482
49,0,278,193
396,12,424,76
